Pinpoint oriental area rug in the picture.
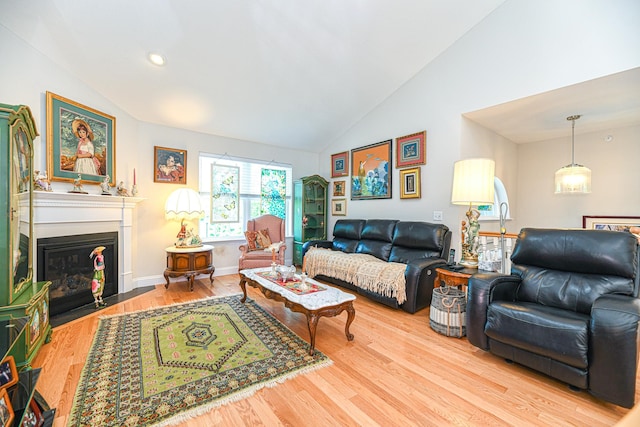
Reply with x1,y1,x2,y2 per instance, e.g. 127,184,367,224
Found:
68,295,332,427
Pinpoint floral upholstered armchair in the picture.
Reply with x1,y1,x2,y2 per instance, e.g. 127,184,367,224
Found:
238,214,286,271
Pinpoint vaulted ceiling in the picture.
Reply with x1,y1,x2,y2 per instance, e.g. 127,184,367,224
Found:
2,1,639,152
0,0,506,151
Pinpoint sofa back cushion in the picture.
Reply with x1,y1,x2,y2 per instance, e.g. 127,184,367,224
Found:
355,219,398,261
511,228,638,314
389,222,451,263
332,219,365,253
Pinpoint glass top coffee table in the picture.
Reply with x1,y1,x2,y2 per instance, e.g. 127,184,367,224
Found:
239,267,356,355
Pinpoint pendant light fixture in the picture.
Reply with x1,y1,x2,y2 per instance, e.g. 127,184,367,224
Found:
554,114,591,194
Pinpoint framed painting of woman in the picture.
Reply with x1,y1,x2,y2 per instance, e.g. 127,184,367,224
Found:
46,92,116,186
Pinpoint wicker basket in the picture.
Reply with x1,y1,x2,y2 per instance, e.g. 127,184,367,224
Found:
429,286,467,338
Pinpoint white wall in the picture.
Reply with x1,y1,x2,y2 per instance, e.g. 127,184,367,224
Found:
319,0,640,259
517,124,640,230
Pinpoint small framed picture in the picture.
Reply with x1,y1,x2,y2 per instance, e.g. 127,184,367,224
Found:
399,167,421,199
0,356,17,390
0,388,13,427
333,180,345,197
396,131,426,168
23,399,44,427
331,152,349,177
154,146,186,184
331,199,347,216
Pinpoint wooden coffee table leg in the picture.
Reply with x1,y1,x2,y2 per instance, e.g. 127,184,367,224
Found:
239,278,248,303
306,313,320,356
345,302,355,341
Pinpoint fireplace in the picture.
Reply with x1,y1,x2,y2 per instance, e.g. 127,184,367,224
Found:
31,191,143,297
37,232,118,316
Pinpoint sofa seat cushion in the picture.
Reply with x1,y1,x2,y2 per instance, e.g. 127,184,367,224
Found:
304,247,407,303
485,301,589,369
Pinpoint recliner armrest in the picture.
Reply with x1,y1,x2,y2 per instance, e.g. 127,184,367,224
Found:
589,294,640,408
467,273,521,350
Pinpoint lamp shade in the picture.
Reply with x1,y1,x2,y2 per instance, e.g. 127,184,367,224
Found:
554,164,591,193
164,188,204,220
451,158,495,206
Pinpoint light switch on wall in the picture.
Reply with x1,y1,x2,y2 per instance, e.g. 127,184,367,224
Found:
433,211,443,221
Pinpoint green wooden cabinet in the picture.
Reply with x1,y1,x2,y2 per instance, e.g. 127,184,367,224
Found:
293,175,328,266
0,103,51,369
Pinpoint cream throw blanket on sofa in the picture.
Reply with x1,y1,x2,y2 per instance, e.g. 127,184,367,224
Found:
304,247,408,304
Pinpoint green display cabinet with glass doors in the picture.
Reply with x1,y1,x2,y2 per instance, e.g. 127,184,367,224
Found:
293,175,328,266
0,103,51,369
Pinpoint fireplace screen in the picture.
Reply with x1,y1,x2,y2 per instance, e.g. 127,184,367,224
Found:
37,232,118,316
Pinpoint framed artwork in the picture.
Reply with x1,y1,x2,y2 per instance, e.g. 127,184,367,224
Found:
331,152,349,177
154,146,186,184
399,167,421,199
0,388,13,427
396,131,426,168
210,165,239,222
583,216,640,231
332,199,347,216
350,139,392,200
46,91,116,185
333,180,345,197
0,356,17,390
25,399,44,427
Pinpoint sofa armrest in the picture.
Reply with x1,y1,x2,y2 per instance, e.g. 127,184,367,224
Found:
402,258,447,313
301,240,332,259
467,273,521,350
239,244,249,254
590,294,640,408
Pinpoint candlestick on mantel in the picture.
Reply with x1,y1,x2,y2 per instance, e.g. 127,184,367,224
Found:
133,168,136,185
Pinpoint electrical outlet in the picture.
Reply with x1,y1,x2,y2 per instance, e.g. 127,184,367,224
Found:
433,211,443,221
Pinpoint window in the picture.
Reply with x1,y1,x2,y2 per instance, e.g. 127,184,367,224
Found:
478,177,511,221
198,154,292,241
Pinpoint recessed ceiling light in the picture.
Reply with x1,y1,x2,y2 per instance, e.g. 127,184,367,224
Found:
148,52,166,66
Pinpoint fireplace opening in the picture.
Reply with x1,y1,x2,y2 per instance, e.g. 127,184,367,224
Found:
37,232,118,316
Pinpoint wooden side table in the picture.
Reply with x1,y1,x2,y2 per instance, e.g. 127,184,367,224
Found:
434,267,477,294
164,244,215,291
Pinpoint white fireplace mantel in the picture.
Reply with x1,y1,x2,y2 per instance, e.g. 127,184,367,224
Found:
30,191,144,294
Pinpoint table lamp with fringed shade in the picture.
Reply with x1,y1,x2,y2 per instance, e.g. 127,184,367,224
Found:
451,158,495,268
164,188,205,247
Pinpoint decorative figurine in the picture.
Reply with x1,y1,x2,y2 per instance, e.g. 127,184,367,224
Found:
116,181,131,197
33,170,52,191
89,246,107,308
69,173,88,194
100,174,112,195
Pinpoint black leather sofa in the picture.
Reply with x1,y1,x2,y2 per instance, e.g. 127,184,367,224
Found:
302,219,451,314
467,228,640,408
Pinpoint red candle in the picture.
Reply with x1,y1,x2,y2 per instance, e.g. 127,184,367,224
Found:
133,168,136,185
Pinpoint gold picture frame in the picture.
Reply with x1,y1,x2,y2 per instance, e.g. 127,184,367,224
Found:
333,180,345,196
399,167,421,199
46,91,116,185
154,146,187,184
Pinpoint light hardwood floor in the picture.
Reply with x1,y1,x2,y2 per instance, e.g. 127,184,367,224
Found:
33,274,637,426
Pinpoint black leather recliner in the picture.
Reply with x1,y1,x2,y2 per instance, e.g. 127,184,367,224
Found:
467,228,640,408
